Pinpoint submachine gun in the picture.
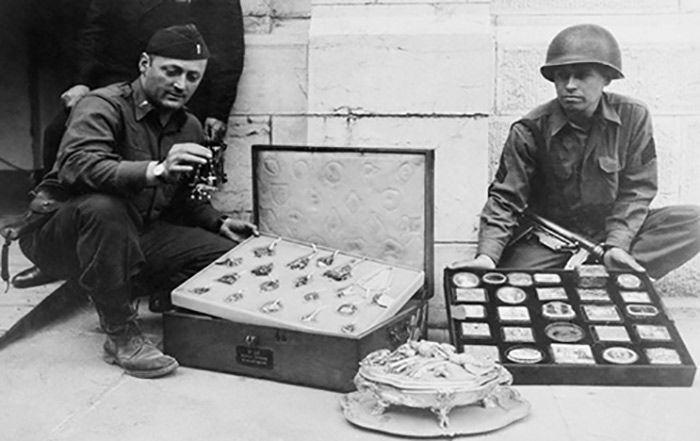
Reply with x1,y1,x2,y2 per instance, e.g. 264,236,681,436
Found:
188,140,228,201
512,210,606,269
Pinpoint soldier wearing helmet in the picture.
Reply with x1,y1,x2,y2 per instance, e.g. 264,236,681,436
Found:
453,24,700,279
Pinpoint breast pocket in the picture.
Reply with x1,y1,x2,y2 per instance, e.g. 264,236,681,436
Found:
589,156,621,204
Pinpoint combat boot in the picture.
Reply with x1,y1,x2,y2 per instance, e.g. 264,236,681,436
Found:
102,320,179,378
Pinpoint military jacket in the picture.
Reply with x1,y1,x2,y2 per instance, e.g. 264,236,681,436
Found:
478,92,658,263
53,79,222,231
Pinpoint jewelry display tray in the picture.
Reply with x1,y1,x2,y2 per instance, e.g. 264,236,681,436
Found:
164,145,435,392
443,266,696,387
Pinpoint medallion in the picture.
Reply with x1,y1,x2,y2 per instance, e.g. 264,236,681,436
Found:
451,304,486,320
324,258,365,282
602,347,639,365
454,288,487,303
502,326,535,343
592,325,631,342
452,272,480,288
497,306,530,323
645,347,682,364
460,322,491,338
303,291,320,302
536,287,568,301
541,301,576,320
582,304,621,322
634,324,672,341
482,272,507,285
260,279,280,292
625,304,659,319
576,288,610,303
533,273,561,285
616,273,642,290
545,322,585,343
496,286,527,305
461,345,501,363
506,346,543,364
293,273,313,288
550,343,595,365
337,303,359,316
507,272,534,287
619,290,651,304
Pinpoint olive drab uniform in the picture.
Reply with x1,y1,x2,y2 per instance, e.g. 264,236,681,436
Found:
475,24,700,279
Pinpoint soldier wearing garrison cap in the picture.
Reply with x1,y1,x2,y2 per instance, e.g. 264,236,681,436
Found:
19,24,258,379
452,24,700,279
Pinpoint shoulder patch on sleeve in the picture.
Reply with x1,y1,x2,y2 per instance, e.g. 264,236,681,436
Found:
641,137,656,165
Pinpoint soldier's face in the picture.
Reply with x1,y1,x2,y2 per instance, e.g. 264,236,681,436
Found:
553,64,611,121
139,54,207,110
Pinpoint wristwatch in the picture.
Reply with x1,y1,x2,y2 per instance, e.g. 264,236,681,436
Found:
153,162,167,183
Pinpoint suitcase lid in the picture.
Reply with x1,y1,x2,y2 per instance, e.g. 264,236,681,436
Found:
252,145,435,300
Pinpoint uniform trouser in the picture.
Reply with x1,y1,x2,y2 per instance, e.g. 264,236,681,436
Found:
498,205,700,279
19,193,235,328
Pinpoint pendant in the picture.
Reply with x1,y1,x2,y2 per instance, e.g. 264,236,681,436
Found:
251,262,274,276
294,273,313,288
316,250,339,268
253,237,281,257
215,257,243,267
260,298,283,313
223,290,244,303
337,303,358,316
303,291,320,302
260,279,280,292
300,307,325,323
286,244,318,270
323,258,365,282
190,286,210,295
216,272,240,285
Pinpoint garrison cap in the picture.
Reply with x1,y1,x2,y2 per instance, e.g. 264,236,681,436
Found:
145,24,210,60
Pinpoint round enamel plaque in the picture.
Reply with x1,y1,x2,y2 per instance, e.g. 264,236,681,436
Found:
602,347,639,365
452,272,480,288
616,273,642,289
506,346,544,364
507,272,534,287
482,272,507,285
496,287,527,304
545,322,585,343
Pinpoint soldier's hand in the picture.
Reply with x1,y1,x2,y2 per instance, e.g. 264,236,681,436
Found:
603,247,645,273
60,84,90,109
219,217,259,243
448,254,496,270
204,117,226,143
161,142,212,180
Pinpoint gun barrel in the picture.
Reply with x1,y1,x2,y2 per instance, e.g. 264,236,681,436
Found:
525,212,605,260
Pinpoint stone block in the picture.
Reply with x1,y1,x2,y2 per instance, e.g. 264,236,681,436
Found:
271,116,309,145
306,116,489,242
492,0,678,14
680,117,700,205
308,3,492,115
495,15,700,115
682,0,700,12
232,20,309,115
211,116,271,215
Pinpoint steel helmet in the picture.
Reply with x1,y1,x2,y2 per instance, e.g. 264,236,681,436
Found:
540,24,623,82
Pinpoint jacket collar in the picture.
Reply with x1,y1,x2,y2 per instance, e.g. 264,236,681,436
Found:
131,79,187,128
549,92,622,137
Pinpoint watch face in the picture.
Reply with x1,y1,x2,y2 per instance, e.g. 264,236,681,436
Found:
496,286,527,304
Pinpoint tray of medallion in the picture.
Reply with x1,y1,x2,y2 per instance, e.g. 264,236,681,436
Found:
443,264,696,386
164,145,435,392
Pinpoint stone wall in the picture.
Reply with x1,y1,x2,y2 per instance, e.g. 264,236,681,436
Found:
213,0,700,325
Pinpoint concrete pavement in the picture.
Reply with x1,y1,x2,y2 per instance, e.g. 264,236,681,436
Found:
1,293,699,441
